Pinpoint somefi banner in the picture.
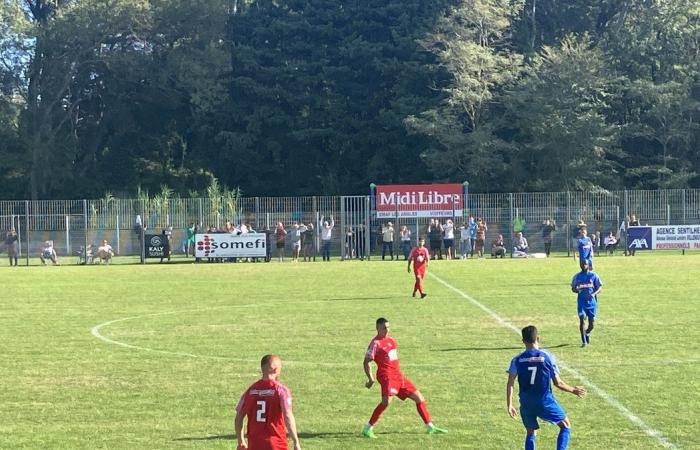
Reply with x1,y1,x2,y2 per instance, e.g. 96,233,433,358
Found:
145,234,170,258
195,233,267,258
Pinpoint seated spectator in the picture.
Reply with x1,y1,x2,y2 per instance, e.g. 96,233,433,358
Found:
604,232,618,255
491,234,506,258
39,240,59,265
513,231,529,258
96,239,114,264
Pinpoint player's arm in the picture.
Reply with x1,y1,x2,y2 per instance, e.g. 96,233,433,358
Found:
284,408,302,450
592,276,603,297
234,408,247,449
363,354,375,388
552,374,586,398
506,374,518,418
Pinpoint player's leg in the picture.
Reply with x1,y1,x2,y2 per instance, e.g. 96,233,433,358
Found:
364,393,392,438
578,314,587,346
556,418,572,450
415,271,427,298
519,404,539,450
524,429,537,450
405,388,446,434
585,308,596,344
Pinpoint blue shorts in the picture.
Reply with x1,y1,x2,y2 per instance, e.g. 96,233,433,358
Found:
577,299,597,320
520,397,566,430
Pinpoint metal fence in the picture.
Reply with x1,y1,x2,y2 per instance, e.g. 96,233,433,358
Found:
1,189,699,265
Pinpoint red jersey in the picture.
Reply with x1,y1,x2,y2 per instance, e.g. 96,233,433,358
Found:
366,335,402,378
410,246,429,270
236,379,292,450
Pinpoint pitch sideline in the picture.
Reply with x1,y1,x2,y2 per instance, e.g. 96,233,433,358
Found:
429,272,680,450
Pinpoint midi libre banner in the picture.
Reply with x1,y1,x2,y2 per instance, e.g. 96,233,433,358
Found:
375,183,463,218
195,233,267,258
627,225,700,250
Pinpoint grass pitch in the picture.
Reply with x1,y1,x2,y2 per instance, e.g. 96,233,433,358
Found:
1,253,698,449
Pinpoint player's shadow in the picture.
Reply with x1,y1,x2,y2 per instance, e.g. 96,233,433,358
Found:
173,434,235,441
439,343,570,352
173,431,358,442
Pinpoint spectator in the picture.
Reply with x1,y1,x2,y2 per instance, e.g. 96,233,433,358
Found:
345,226,356,259
619,215,630,256
400,225,412,260
289,222,308,262
474,218,487,258
275,222,287,262
593,208,603,237
590,232,600,255
39,240,59,265
355,225,367,260
459,221,470,260
381,222,395,260
96,239,114,264
604,232,618,255
628,214,640,256
302,222,315,262
443,219,455,260
491,234,506,258
513,232,529,258
185,222,196,257
320,215,334,261
427,219,443,260
160,227,172,263
468,216,477,258
541,218,556,257
261,225,273,262
5,228,19,266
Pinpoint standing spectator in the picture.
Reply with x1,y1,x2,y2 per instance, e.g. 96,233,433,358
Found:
468,216,477,258
381,222,395,261
355,225,367,260
491,234,506,258
234,354,302,450
302,222,315,262
459,221,470,260
443,219,455,260
619,215,630,256
5,228,19,266
320,215,334,261
289,222,308,262
513,232,529,257
590,232,600,255
39,240,59,265
506,325,586,450
160,227,172,263
474,218,487,258
628,214,640,256
185,222,196,257
134,214,144,251
275,222,287,262
427,219,443,260
261,225,273,262
541,218,556,257
399,225,412,260
96,239,115,264
604,232,618,255
345,227,356,259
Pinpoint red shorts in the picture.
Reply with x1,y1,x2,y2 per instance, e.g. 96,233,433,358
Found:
247,437,288,450
379,374,417,400
413,266,426,278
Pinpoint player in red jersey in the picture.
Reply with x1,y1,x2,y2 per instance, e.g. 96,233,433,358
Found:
407,237,430,299
362,317,447,438
235,354,301,450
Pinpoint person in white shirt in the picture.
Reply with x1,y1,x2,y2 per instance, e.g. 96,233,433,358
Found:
39,240,59,265
320,216,334,261
443,219,455,260
381,222,395,260
604,232,618,255
400,225,412,260
96,239,114,264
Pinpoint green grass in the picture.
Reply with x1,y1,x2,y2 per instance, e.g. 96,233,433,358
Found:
1,253,698,449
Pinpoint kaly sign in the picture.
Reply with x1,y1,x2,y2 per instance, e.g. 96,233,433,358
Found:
375,184,463,218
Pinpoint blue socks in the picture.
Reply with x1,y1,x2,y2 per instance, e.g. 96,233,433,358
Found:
557,427,571,450
525,433,535,450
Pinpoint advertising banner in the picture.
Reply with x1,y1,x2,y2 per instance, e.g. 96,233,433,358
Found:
144,234,169,258
195,233,267,258
375,183,463,218
627,225,700,251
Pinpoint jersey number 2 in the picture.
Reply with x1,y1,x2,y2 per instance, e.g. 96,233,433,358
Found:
256,400,266,422
528,366,537,384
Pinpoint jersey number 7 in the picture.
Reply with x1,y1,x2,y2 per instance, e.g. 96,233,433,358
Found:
528,366,537,384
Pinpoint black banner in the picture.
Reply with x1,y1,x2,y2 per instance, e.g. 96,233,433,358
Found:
145,234,170,258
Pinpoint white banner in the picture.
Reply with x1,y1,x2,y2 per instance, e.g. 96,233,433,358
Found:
195,233,267,258
376,209,462,218
650,225,700,250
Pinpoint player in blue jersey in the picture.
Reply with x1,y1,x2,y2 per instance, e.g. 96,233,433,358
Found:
576,227,594,270
571,262,603,346
507,326,586,450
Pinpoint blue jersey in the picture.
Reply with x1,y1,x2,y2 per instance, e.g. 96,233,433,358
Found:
468,221,477,239
571,271,602,303
507,349,559,402
577,236,593,260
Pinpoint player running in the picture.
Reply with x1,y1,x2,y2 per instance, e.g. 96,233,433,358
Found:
576,227,594,270
362,317,447,438
407,237,429,299
507,325,586,450
571,261,603,347
235,354,301,450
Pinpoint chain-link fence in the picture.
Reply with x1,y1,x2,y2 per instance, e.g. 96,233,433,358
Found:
2,189,699,265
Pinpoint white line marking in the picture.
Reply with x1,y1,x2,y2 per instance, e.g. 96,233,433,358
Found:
429,272,680,450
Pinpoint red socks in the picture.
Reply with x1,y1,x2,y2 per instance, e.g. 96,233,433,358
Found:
417,401,431,424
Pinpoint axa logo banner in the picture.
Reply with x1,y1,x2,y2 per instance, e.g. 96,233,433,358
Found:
627,226,652,250
375,183,463,218
195,233,267,258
